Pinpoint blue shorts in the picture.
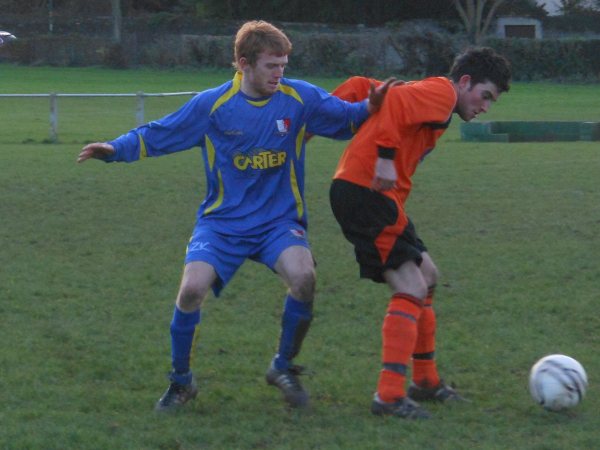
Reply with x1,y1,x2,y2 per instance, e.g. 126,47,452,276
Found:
184,220,311,296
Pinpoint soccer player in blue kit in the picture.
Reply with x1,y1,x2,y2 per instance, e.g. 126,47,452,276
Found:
78,20,393,411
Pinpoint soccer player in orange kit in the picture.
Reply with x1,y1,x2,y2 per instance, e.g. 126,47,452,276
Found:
329,47,511,419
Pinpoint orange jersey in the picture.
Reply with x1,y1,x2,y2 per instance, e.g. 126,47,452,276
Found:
331,76,383,103
332,76,456,229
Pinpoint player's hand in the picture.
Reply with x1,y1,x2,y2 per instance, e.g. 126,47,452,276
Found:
77,142,115,163
367,78,406,114
371,157,397,191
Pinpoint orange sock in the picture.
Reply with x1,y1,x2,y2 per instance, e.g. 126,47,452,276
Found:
412,288,440,388
377,293,423,403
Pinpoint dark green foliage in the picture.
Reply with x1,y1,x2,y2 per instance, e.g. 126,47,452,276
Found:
197,0,458,25
295,24,460,78
103,43,129,69
545,10,600,32
486,37,600,81
5,23,599,81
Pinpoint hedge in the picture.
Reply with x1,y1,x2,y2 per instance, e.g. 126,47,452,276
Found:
484,37,600,82
2,30,599,82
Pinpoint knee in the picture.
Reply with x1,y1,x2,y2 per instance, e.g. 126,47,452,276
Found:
176,281,209,311
287,267,316,302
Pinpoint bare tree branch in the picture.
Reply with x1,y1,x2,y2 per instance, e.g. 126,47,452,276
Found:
481,0,506,38
454,0,471,35
454,0,506,44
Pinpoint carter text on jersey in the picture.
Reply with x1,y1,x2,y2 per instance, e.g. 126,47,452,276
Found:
233,150,287,170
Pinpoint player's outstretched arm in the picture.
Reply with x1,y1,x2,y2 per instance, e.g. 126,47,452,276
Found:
77,142,115,163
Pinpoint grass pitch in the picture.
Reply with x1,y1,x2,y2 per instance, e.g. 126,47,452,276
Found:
1,64,599,449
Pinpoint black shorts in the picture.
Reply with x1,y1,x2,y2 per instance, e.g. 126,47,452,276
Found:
330,179,427,283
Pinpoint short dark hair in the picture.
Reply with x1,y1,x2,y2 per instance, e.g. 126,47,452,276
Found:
449,47,511,93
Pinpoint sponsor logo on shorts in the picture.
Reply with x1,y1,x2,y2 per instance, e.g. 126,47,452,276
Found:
187,241,211,253
290,228,306,239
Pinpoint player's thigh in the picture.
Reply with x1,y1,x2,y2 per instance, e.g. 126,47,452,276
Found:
419,251,439,288
176,261,218,310
383,260,428,300
185,224,249,297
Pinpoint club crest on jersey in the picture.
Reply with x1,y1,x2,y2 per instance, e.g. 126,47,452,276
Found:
276,118,291,135
290,228,306,239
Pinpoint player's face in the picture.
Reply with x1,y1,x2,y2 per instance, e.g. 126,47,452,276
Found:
240,52,288,98
455,75,500,122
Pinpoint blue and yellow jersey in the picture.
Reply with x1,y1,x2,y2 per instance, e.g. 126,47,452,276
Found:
106,72,368,235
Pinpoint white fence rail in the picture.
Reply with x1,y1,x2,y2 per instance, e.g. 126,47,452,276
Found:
0,92,198,142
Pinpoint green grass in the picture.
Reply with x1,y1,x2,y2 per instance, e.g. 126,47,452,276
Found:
1,64,599,449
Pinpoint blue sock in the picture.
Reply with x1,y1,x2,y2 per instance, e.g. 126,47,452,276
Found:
170,306,201,383
274,295,313,370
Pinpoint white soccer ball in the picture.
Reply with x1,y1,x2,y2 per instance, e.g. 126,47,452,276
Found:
529,354,588,411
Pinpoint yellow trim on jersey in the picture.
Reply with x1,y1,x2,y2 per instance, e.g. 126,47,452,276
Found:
247,98,271,107
210,74,303,110
289,161,304,219
295,125,306,159
278,84,304,104
210,72,242,114
138,134,148,159
205,135,216,170
203,169,224,215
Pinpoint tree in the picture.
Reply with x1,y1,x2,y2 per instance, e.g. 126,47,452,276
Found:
559,0,598,12
111,0,122,43
453,0,506,44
